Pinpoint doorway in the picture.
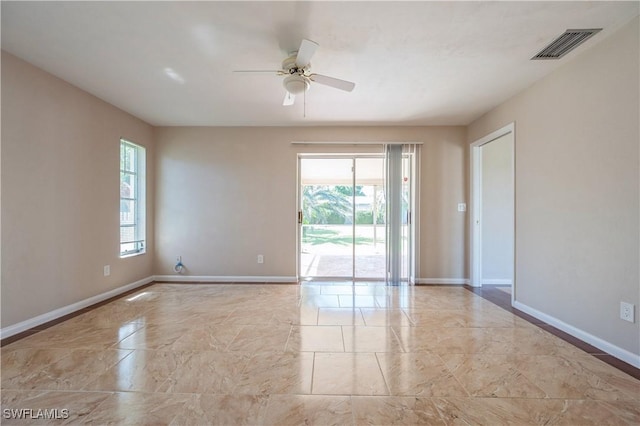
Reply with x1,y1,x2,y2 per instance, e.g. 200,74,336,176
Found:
298,155,386,280
470,123,515,300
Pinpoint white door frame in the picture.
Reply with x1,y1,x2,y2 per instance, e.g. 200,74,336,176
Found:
470,123,515,301
297,152,419,282
297,154,386,281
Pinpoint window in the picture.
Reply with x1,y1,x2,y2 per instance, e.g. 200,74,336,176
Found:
120,139,146,256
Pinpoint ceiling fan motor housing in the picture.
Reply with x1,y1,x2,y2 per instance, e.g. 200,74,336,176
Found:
282,54,308,73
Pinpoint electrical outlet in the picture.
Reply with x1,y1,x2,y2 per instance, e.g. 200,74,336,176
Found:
620,302,635,323
104,265,110,277
257,255,264,264
457,203,467,212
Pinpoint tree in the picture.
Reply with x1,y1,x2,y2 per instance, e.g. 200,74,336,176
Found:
302,185,352,224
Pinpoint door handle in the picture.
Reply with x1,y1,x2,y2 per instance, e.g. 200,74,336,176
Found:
298,211,303,224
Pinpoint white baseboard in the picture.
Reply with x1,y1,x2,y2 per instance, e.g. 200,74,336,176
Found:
1,276,154,340
153,275,298,283
415,278,470,285
156,276,469,286
513,300,640,369
482,279,512,285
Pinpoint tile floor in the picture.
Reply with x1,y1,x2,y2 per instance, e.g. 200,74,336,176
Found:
1,282,639,425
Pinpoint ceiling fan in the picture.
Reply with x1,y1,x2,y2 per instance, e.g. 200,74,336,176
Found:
234,39,356,106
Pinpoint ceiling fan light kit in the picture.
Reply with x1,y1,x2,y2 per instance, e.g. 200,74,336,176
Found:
283,75,310,95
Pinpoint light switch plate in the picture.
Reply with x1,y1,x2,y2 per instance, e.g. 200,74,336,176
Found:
457,203,467,212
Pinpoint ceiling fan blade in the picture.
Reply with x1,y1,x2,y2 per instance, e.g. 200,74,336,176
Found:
295,39,319,68
233,70,281,74
308,74,356,92
283,92,295,106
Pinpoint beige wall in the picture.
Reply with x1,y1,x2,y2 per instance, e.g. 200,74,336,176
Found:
1,52,155,327
468,18,639,355
154,126,468,280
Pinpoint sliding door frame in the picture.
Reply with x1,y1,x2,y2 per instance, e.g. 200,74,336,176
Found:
297,153,386,281
297,151,419,283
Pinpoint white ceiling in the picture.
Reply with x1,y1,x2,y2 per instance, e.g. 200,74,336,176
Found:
2,1,638,127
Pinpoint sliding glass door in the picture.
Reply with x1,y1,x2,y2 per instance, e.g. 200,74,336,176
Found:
298,153,414,282
299,156,388,280
299,157,355,278
354,157,386,279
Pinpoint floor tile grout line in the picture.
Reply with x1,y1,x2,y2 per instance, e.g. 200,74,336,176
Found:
109,323,146,349
434,352,473,398
349,394,356,426
373,352,391,396
399,308,413,326
69,389,118,423
283,325,294,352
310,352,316,395
389,326,407,353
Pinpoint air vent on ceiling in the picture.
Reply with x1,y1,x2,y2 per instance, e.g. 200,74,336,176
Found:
531,28,602,60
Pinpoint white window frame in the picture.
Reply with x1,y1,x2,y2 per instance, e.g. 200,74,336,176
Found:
120,139,146,257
